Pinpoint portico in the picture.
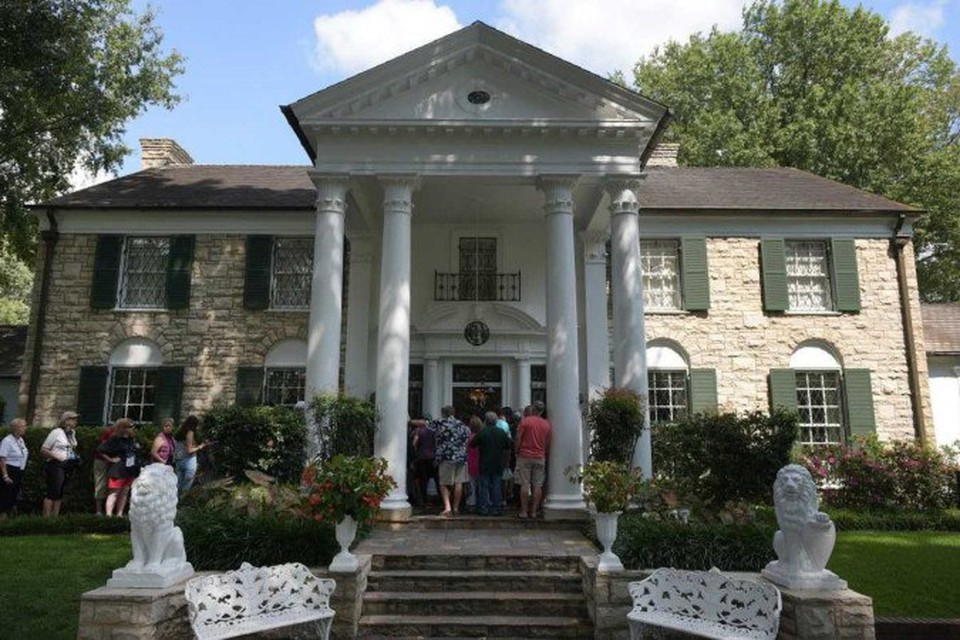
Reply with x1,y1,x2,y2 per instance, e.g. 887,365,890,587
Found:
284,22,669,517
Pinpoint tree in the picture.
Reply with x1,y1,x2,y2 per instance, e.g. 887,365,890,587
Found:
633,0,960,301
0,240,32,325
0,0,183,262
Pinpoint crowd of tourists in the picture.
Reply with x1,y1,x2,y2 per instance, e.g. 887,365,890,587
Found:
408,400,552,518
0,412,208,519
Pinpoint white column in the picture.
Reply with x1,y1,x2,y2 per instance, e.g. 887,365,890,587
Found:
374,176,418,517
607,177,651,478
424,357,441,419
344,234,373,398
539,177,586,513
581,231,611,401
516,357,531,410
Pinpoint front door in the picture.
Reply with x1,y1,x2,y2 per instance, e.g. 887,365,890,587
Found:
452,364,502,421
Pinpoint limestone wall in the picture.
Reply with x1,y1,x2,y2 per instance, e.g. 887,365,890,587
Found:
644,238,932,441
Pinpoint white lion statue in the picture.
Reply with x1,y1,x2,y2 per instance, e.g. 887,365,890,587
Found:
108,463,194,588
762,464,846,590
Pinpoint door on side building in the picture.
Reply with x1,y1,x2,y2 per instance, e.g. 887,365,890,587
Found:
452,364,502,421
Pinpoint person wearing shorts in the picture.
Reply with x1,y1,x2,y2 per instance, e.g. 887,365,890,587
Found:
96,419,141,517
515,400,551,518
40,411,80,517
433,405,470,517
93,424,117,515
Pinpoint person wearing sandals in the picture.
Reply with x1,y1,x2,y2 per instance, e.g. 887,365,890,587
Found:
515,400,551,519
433,405,470,517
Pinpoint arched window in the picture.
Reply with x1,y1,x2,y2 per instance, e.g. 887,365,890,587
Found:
789,344,844,445
108,338,163,423
647,342,689,424
263,339,307,406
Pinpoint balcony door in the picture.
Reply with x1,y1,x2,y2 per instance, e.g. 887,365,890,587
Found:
459,237,497,301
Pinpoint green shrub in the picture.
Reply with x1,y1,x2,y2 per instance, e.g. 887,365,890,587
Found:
177,505,339,570
652,410,798,506
588,388,644,464
802,437,958,511
0,425,158,514
612,511,777,571
202,405,307,483
0,513,131,536
309,394,378,458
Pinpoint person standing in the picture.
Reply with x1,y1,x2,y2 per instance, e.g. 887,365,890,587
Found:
470,411,511,516
515,400,551,519
433,405,470,517
93,422,117,515
465,416,482,513
151,417,176,465
173,415,208,496
97,419,140,517
0,418,29,518
40,411,80,517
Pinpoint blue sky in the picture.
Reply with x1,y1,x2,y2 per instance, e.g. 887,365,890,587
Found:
112,0,960,178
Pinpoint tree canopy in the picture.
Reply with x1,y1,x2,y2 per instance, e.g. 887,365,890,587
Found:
632,0,960,302
0,0,183,263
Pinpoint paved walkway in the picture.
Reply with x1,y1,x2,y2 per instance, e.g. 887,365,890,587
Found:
355,516,598,557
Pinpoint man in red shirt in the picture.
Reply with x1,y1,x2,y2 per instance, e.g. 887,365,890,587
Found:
515,400,551,518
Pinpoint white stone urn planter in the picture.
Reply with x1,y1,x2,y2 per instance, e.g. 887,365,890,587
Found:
329,514,359,572
594,511,625,572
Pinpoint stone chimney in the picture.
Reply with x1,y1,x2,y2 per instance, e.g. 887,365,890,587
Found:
646,142,679,169
139,138,194,170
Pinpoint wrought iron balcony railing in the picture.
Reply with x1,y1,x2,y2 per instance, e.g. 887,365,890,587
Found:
434,271,521,302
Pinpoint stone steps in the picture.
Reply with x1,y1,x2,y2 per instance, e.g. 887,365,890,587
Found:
366,569,583,593
356,614,594,638
371,554,581,572
362,590,587,617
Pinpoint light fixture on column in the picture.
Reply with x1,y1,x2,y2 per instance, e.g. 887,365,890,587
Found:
464,198,490,346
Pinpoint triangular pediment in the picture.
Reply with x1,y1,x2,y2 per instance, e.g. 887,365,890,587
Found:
284,22,668,155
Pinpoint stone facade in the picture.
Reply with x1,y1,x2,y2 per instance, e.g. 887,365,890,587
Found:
645,237,932,442
21,234,310,425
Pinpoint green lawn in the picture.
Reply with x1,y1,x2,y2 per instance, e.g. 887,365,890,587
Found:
1,534,131,640
830,531,960,618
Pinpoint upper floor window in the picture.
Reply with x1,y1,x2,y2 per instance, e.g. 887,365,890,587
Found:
459,237,497,301
785,240,833,312
271,238,313,309
90,235,194,311
244,236,314,311
641,240,681,310
119,238,170,309
761,238,860,314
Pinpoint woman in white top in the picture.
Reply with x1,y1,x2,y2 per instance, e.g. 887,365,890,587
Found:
40,411,80,517
0,418,29,518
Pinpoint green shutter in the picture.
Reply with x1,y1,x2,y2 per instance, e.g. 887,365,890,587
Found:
90,235,123,309
244,236,273,310
844,369,876,438
165,235,195,310
681,237,710,311
77,366,109,425
761,238,788,312
236,367,264,407
154,367,184,424
769,369,798,413
688,368,718,414
831,238,861,312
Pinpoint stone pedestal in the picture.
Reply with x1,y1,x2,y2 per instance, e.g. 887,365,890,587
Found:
778,585,875,640
77,557,372,640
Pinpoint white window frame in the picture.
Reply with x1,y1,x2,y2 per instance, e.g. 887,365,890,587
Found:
263,339,308,406
107,338,163,424
264,368,307,407
640,239,682,311
647,343,689,424
791,344,844,445
785,240,834,313
118,236,170,310
270,237,313,310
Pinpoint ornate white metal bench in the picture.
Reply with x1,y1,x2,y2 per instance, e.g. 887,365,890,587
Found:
627,567,781,640
185,562,336,640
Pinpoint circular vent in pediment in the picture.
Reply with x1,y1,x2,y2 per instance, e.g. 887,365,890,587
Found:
467,90,491,105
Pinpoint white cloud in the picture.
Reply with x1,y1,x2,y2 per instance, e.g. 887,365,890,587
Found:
889,0,946,37
494,0,745,78
68,164,114,193
313,0,462,76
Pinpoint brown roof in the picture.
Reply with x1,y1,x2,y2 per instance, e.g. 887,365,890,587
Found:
0,325,27,378
41,165,915,213
922,304,960,354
